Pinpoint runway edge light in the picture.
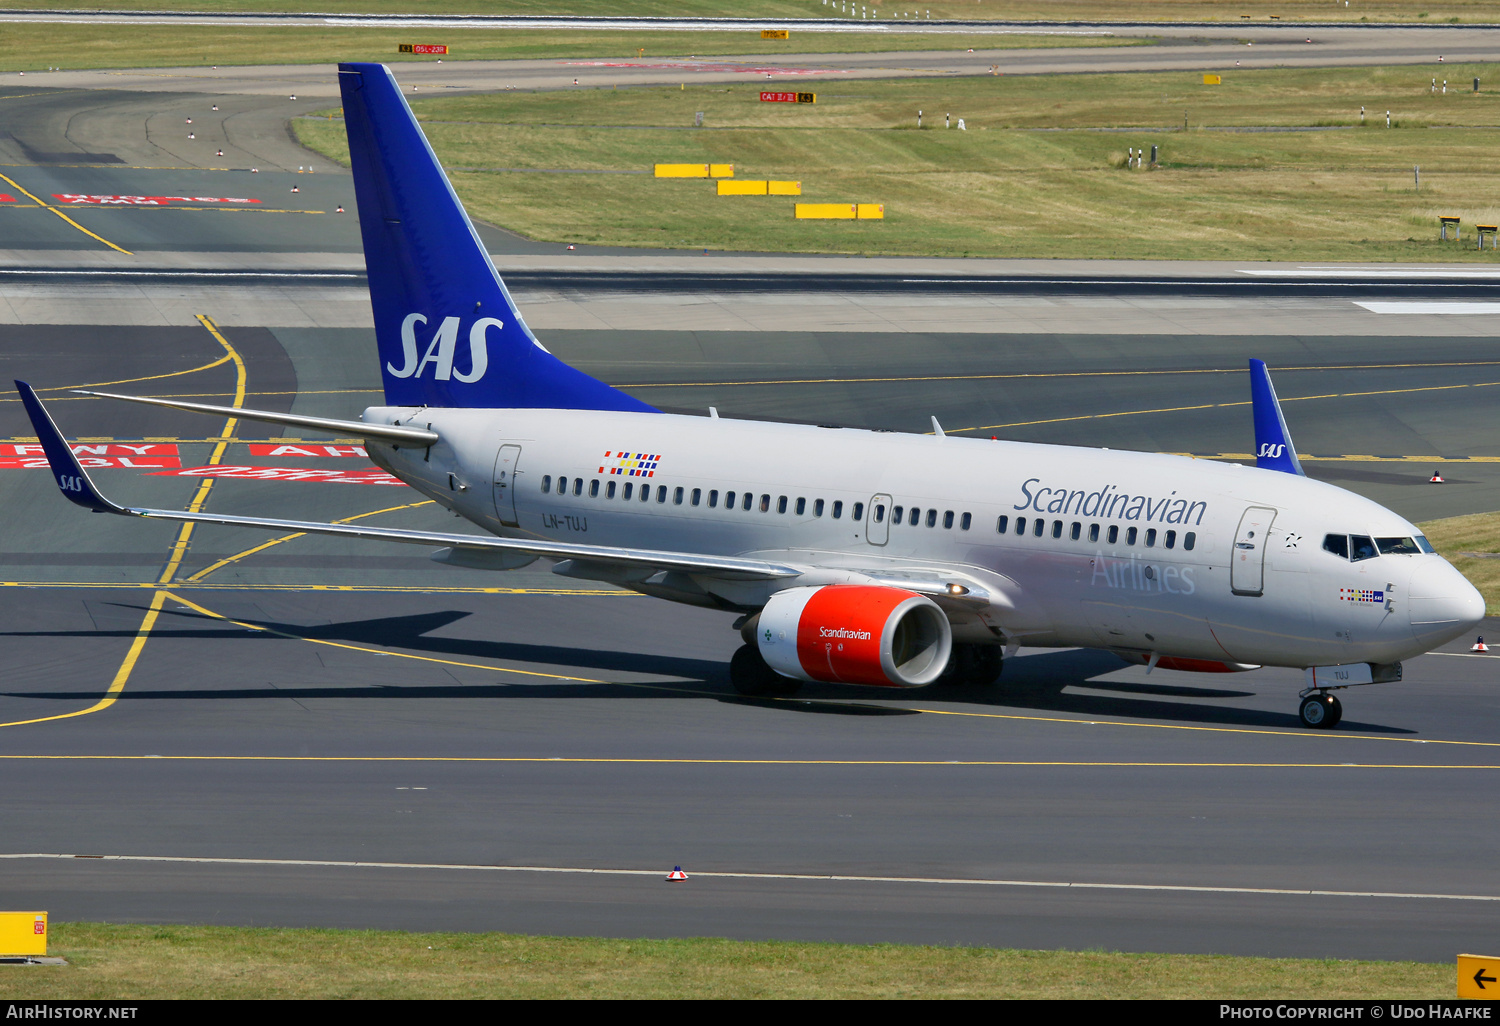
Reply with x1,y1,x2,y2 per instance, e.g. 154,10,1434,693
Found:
0,912,47,957
1458,954,1499,999
666,866,688,881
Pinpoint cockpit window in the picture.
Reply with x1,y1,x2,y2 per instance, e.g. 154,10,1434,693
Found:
1350,535,1378,562
1322,533,1349,559
1377,537,1422,555
1415,535,1436,554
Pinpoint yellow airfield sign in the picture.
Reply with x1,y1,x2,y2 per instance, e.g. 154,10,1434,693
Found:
1458,954,1499,999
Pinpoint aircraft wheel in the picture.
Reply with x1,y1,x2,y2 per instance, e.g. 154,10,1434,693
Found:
934,644,1003,686
1299,693,1341,729
730,644,800,697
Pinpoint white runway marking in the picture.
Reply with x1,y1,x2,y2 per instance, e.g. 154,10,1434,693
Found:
1354,301,1500,315
4,852,1497,903
1243,267,1500,280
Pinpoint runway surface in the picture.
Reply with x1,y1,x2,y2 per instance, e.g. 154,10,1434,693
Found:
0,61,1498,963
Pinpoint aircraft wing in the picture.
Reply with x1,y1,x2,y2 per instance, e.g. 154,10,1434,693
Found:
15,380,800,582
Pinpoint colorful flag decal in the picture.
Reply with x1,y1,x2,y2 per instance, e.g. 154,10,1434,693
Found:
598,450,661,478
1339,588,1385,604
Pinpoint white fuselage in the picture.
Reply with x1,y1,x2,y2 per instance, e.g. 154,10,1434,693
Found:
364,406,1484,670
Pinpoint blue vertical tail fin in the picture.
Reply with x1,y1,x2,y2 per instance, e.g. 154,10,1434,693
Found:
1249,358,1304,475
337,62,656,414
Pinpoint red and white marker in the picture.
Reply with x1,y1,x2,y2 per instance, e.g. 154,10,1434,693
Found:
1473,637,1489,653
1430,471,1445,483
666,866,688,881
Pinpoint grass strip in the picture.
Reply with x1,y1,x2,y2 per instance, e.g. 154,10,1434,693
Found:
1420,511,1500,615
0,922,1454,999
0,24,1134,74
0,0,1493,24
295,63,1500,261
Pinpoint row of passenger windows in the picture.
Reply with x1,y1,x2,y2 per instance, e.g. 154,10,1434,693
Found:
541,476,989,530
996,514,1197,551
1322,533,1432,561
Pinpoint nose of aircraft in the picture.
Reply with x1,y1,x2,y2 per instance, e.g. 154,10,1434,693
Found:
1408,559,1485,646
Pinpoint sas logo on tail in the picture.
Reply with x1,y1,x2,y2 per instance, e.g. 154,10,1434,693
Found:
386,313,504,382
1257,443,1286,459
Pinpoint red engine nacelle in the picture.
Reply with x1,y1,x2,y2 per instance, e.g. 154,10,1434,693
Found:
756,585,952,687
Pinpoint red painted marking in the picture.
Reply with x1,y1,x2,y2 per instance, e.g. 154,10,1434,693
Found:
566,61,848,76
247,443,368,458
51,195,262,206
147,465,406,486
0,442,179,468
0,194,14,202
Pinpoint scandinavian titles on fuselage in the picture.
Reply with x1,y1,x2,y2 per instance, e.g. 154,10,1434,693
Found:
1016,478,1207,526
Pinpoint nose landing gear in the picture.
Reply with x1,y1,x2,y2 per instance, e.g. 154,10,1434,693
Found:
1298,692,1343,729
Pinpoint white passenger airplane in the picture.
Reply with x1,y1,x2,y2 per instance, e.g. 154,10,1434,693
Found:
15,63,1485,729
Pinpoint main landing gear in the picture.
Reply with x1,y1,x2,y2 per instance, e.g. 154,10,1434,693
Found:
730,644,803,697
1298,692,1343,729
933,643,1003,687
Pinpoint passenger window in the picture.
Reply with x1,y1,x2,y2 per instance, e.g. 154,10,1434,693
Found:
1051,520,1061,538
760,494,770,512
558,476,568,495
997,515,1009,534
815,499,825,518
1377,536,1421,555
742,492,753,511
1145,528,1156,547
657,486,667,503
725,490,736,509
624,482,633,500
894,505,905,524
542,475,552,494
928,510,939,528
796,497,806,516
1184,532,1196,551
1016,516,1027,536
1165,530,1176,549
1089,524,1099,543
606,480,617,499
708,489,717,508
1322,533,1349,559
960,512,971,530
1126,527,1137,546
573,479,583,497
853,502,864,521
1350,535,1378,562
692,488,701,506
640,484,650,502
1033,518,1044,538
777,495,788,514
833,501,843,519
674,487,684,505
1107,525,1119,544
589,480,600,498
873,504,884,523
943,511,954,529
911,508,921,527
1070,522,1080,541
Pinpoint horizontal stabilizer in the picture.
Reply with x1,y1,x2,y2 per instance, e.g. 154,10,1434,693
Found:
73,389,439,445
1248,359,1304,476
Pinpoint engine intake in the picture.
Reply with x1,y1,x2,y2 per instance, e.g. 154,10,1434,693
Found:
757,585,952,687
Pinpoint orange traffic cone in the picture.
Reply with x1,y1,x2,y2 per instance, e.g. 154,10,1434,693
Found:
1473,637,1489,653
666,866,688,881
1430,470,1444,483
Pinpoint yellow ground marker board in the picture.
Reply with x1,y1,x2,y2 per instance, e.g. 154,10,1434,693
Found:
709,164,734,178
762,29,790,39
856,203,885,220
1458,954,1499,999
0,912,47,956
769,180,801,195
796,203,856,219
718,180,767,195
655,164,708,178
1203,73,1222,84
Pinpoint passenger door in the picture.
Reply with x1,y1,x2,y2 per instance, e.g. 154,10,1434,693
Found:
1230,506,1277,596
867,493,892,546
492,444,522,527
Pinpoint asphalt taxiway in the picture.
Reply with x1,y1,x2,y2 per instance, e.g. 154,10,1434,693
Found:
0,65,1498,963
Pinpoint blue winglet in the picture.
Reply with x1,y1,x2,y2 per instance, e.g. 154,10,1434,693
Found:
337,62,657,415
13,380,124,513
1248,359,1304,476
